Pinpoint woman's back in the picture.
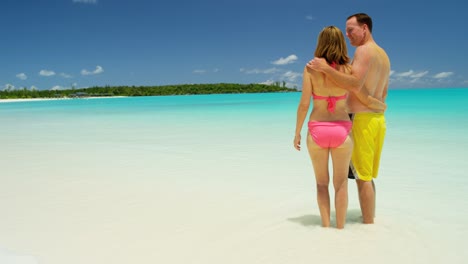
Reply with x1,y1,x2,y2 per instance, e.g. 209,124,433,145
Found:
307,63,351,121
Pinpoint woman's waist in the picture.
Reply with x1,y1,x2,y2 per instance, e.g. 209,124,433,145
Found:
309,111,350,122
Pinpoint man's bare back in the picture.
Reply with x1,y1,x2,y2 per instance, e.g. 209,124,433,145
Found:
347,42,390,113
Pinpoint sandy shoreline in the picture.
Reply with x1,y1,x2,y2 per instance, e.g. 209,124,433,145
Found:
0,98,71,103
0,96,127,103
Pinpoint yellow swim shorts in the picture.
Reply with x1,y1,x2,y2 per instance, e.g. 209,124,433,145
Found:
349,112,386,181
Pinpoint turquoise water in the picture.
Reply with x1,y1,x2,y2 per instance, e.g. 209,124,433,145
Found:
2,87,466,117
1,88,467,162
386,88,468,116
1,88,467,170
1,88,467,142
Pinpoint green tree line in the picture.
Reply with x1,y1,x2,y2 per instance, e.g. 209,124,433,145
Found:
0,83,298,99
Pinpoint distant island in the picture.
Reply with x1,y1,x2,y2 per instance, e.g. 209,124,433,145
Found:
0,83,298,99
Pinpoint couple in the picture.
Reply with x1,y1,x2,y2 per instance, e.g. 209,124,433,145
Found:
293,13,390,229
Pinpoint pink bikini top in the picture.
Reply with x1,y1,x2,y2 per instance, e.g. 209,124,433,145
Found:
312,93,347,113
311,61,346,113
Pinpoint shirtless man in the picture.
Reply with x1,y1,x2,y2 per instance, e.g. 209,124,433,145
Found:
307,13,390,224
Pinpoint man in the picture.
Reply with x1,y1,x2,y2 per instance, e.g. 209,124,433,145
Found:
307,13,390,224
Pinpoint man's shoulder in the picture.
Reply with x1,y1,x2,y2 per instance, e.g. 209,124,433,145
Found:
353,45,373,63
358,42,379,52
356,42,388,62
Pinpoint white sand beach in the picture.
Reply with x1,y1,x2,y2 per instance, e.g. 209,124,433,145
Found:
0,96,127,103
0,98,72,103
1,93,467,264
1,137,465,264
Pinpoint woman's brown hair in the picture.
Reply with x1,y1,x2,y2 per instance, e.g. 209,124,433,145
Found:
314,26,350,65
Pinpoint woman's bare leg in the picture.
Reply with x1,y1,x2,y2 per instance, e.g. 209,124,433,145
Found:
307,134,331,227
330,136,353,229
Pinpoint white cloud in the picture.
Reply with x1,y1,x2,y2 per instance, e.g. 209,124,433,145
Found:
193,69,219,74
50,85,63,90
241,67,300,88
73,0,97,4
395,70,414,77
30,86,38,91
240,67,280,74
306,16,316,21
3,84,15,91
16,73,27,80
81,65,104,76
39,70,56,77
433,72,454,79
409,78,422,84
282,71,301,82
259,80,275,85
60,73,73,78
284,82,298,88
395,70,429,79
389,69,463,88
410,71,428,78
263,68,280,74
272,54,298,65
259,80,297,89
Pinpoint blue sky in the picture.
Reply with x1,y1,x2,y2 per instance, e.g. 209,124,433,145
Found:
1,0,467,91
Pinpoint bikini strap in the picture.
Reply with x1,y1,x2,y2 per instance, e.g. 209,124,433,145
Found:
325,61,345,113
311,61,346,113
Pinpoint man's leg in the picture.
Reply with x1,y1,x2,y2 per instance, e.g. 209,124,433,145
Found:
356,179,375,224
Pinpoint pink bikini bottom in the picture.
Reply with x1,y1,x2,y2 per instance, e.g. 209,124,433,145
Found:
308,121,352,148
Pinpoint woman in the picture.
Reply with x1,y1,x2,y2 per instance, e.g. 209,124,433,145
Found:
293,26,384,229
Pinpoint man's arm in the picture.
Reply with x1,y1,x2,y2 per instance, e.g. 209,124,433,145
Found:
382,78,389,101
360,70,389,111
307,46,370,93
354,90,387,111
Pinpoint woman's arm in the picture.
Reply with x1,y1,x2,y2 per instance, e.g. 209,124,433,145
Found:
294,67,312,151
